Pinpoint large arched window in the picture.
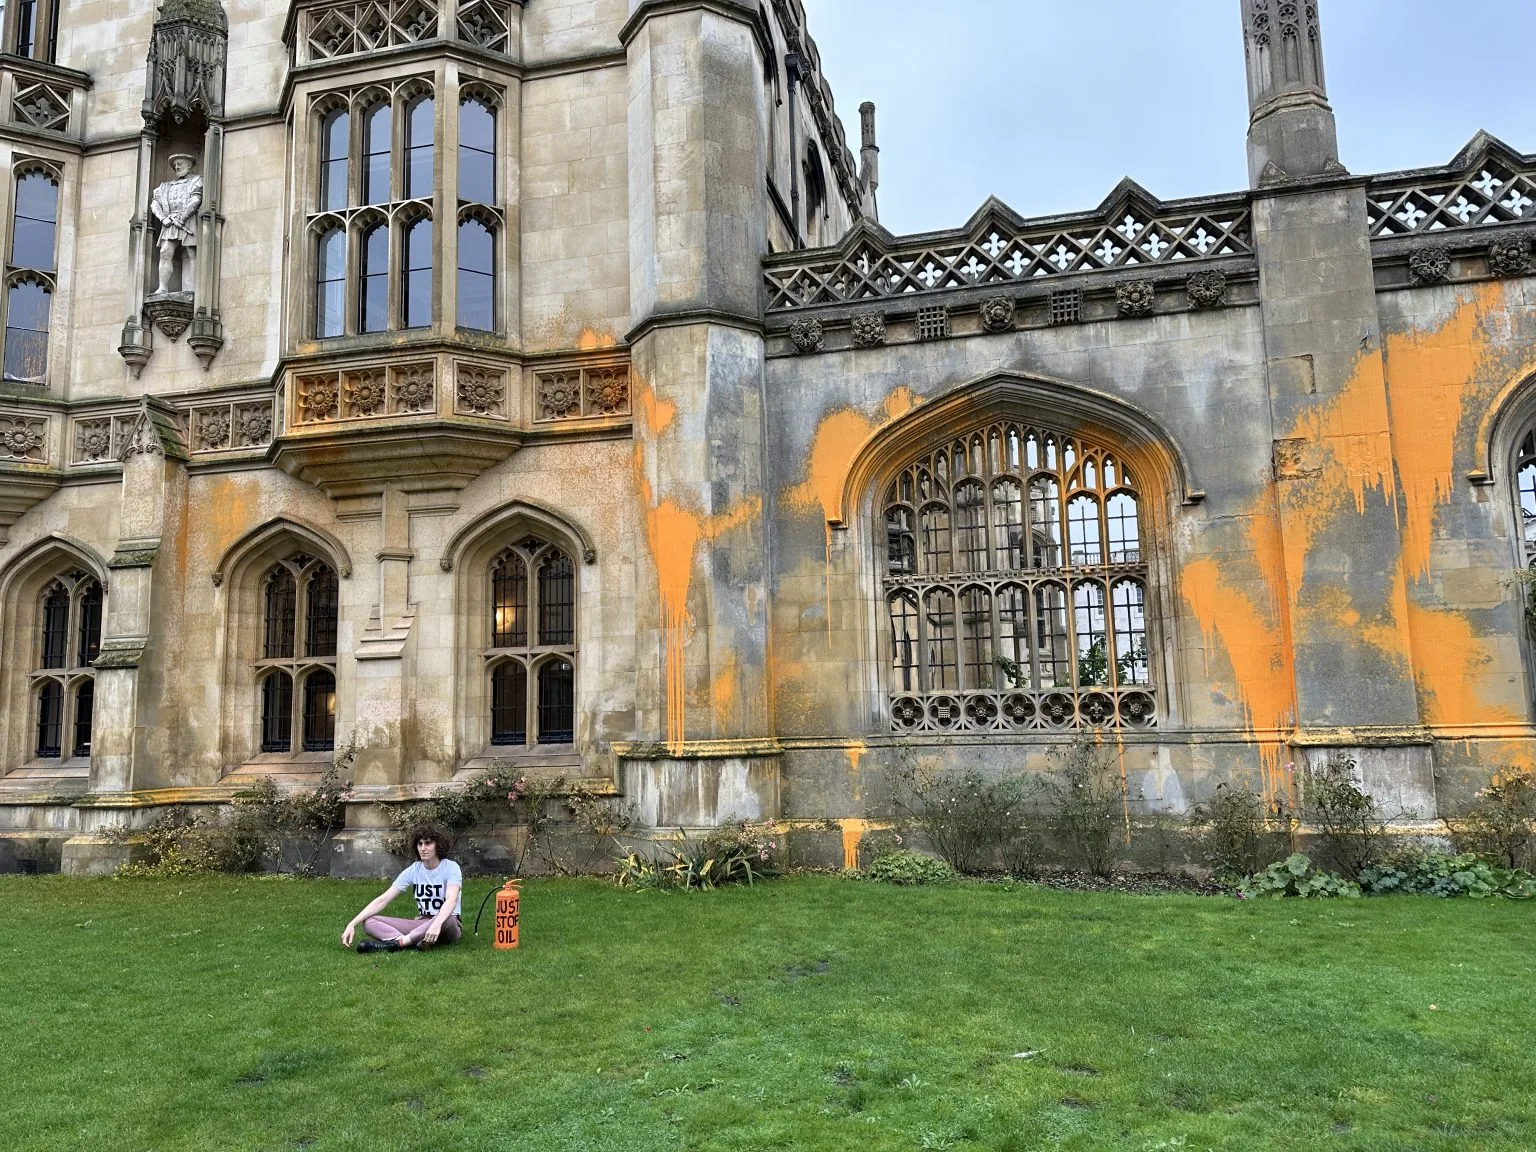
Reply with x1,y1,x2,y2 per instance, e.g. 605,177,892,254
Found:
29,571,102,760
256,554,339,754
882,420,1154,733
487,537,576,746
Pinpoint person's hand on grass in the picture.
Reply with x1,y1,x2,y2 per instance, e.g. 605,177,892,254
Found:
341,924,355,948
423,923,441,947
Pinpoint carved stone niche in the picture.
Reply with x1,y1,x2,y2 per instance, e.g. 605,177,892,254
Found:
118,0,230,375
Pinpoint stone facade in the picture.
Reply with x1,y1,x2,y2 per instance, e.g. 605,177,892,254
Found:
1,0,1534,875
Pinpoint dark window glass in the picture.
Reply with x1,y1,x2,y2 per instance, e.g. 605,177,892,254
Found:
40,584,68,668
923,589,957,690
4,280,51,382
35,680,62,757
457,218,494,331
302,671,336,751
492,551,527,647
403,218,432,328
538,550,574,645
15,0,37,57
263,566,296,659
46,0,59,62
305,566,338,658
76,580,102,667
362,103,391,205
491,661,527,745
885,505,915,575
537,660,574,744
459,98,496,204
72,680,94,758
12,171,58,270
261,672,293,752
888,591,919,692
316,228,345,338
405,97,434,200
319,109,350,212
360,224,388,332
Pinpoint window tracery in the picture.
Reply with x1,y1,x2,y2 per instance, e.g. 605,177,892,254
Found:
29,570,101,760
257,554,338,753
882,420,1155,733
487,537,576,747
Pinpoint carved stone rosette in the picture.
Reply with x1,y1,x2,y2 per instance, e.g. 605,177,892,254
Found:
74,419,114,463
235,404,272,447
197,408,230,450
1488,235,1533,279
1115,278,1156,317
850,311,887,348
979,296,1016,333
345,369,388,417
392,364,435,413
1,416,46,461
1408,246,1452,286
789,318,824,354
537,371,582,420
1186,269,1228,309
298,375,340,423
456,366,506,417
585,367,629,416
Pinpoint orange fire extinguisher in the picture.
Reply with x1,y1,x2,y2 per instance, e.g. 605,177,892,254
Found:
474,880,522,949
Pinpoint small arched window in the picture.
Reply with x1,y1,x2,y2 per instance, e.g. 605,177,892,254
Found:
404,96,434,200
883,420,1154,732
319,108,350,212
315,227,346,339
362,102,391,205
459,97,496,205
12,171,58,271
457,217,494,331
487,538,577,747
258,555,339,755
359,222,388,333
402,217,432,329
4,276,51,383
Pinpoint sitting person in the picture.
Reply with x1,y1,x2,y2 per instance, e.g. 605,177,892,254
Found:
342,824,464,953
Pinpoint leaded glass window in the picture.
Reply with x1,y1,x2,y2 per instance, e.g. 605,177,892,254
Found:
487,537,577,747
257,554,338,755
30,570,102,761
882,419,1155,732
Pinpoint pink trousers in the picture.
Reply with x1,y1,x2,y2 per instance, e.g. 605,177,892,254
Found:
363,914,463,947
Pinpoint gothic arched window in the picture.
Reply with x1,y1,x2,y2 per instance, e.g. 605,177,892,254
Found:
488,538,576,746
404,95,434,200
361,102,391,205
1516,429,1536,568
319,107,350,212
257,554,338,754
457,216,494,331
882,419,1155,733
314,226,346,339
359,221,388,333
30,571,103,760
458,96,496,205
402,216,432,329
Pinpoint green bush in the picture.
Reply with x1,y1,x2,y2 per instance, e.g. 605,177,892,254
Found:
1237,853,1360,899
890,760,1040,875
1359,851,1536,899
1043,738,1130,877
1302,753,1393,880
1446,770,1536,870
1189,782,1290,882
614,823,779,891
862,849,956,886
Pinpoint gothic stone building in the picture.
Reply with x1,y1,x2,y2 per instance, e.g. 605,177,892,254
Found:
1,0,1535,874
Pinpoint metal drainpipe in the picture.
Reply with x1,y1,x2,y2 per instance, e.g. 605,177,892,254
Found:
784,51,803,249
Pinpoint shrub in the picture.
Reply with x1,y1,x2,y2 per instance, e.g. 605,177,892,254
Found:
890,758,1040,875
1237,853,1360,899
1359,851,1536,899
1043,738,1129,877
1189,783,1290,882
614,823,779,891
862,849,956,886
233,765,350,875
1301,753,1392,880
855,826,905,867
1446,770,1536,870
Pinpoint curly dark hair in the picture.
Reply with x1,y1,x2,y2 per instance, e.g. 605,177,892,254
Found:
409,823,453,860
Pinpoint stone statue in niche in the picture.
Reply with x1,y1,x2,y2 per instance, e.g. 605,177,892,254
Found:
150,154,202,297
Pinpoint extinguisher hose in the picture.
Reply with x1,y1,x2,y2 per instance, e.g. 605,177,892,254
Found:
472,885,499,935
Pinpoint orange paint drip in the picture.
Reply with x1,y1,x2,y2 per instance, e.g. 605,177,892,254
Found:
845,743,866,803
839,818,873,870
1182,558,1297,803
1403,597,1521,727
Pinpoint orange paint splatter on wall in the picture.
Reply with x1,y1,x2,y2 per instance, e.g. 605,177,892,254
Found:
1182,557,1297,801
1403,597,1521,727
710,665,738,732
838,818,873,870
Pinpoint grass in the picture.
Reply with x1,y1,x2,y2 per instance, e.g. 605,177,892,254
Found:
1,874,1533,1151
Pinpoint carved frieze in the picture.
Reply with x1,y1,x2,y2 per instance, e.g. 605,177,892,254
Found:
537,371,581,420
979,296,1016,333
456,365,507,417
1,416,46,462
584,367,629,417
534,363,632,422
345,369,388,418
1488,235,1533,279
235,404,273,448
1115,278,1156,317
1186,269,1228,309
789,318,824,354
74,419,114,464
298,374,340,423
850,311,886,348
1408,246,1452,286
197,408,230,450
392,363,436,413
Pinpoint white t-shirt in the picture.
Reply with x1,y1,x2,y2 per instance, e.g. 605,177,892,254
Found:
393,859,463,918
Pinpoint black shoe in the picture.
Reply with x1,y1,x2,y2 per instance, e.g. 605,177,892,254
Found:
356,938,400,954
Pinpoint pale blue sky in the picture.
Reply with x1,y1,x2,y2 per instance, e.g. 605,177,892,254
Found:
802,0,1536,236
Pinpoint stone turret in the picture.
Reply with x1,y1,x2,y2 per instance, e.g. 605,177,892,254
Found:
1241,0,1342,185
858,101,879,221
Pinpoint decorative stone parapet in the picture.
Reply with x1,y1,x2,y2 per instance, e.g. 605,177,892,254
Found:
290,0,519,64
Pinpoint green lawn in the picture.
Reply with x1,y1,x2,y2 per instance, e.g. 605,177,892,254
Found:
2,875,1533,1152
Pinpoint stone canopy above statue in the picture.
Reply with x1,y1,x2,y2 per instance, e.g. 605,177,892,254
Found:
144,0,229,126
